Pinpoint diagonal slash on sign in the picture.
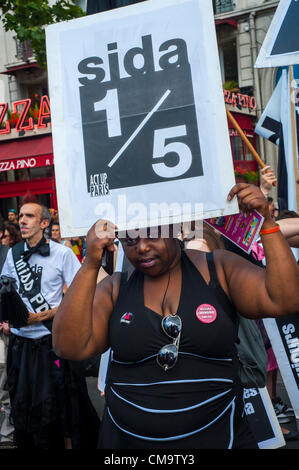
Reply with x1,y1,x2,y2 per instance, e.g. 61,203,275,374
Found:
108,89,171,168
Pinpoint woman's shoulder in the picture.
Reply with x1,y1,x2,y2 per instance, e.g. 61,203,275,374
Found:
184,248,237,290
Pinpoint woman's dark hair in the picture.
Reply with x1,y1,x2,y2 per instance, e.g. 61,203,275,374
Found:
3,222,22,247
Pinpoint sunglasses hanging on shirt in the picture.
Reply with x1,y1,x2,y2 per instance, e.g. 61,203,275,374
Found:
157,313,182,371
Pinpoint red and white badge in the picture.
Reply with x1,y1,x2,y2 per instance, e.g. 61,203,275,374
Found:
196,304,217,324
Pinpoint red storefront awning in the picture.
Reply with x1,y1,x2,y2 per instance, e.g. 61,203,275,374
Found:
227,113,254,137
215,19,238,28
0,63,39,75
0,135,53,172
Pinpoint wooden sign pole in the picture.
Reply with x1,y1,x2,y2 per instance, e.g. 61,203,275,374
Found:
226,107,277,186
226,108,265,168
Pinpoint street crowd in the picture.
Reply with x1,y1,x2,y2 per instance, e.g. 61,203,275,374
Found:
0,168,299,449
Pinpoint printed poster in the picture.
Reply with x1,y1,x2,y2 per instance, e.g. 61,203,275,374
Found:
263,315,299,421
205,210,264,254
244,387,285,449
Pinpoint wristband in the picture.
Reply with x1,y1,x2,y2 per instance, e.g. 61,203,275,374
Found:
259,224,280,235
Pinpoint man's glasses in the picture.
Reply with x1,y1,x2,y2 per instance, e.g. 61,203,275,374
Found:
157,314,182,371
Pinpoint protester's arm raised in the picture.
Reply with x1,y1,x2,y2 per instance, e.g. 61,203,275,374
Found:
215,184,299,318
277,218,299,247
52,220,118,360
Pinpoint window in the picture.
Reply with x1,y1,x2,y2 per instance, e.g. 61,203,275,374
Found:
29,166,53,179
219,40,238,84
14,38,33,62
213,0,235,14
231,136,243,160
230,135,255,161
244,136,255,161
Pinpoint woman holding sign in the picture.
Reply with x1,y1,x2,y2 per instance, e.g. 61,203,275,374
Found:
52,183,299,449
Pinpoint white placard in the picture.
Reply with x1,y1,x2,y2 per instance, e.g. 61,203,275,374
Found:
46,0,238,237
255,0,299,68
263,316,299,421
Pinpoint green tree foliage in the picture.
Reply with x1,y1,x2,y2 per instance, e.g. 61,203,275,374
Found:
0,0,84,68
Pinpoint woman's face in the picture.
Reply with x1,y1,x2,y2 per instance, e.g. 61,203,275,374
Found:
1,229,11,246
121,234,180,277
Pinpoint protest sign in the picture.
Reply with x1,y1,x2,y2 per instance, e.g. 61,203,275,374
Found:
46,0,237,237
243,387,285,449
205,210,264,254
255,0,299,68
263,315,299,422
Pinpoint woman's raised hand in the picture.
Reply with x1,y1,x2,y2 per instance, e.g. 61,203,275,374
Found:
84,219,117,268
228,183,271,221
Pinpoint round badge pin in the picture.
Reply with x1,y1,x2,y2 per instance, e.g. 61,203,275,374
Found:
196,304,217,324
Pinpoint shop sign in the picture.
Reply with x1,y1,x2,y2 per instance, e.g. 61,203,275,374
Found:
229,128,254,138
0,90,256,137
0,154,53,172
224,89,257,111
0,95,51,135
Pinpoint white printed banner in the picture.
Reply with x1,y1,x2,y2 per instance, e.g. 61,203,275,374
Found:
46,0,237,237
244,387,285,449
263,316,299,421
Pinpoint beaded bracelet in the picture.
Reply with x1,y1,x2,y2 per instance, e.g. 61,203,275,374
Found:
259,223,280,235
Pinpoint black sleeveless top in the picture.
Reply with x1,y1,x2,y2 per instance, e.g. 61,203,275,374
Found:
104,251,247,448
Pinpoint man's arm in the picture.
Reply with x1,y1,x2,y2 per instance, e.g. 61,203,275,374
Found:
27,307,58,325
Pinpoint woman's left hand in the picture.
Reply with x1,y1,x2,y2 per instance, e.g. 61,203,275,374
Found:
228,183,271,221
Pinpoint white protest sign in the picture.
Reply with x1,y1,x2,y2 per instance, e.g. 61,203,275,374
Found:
263,316,299,421
243,387,285,449
255,0,299,68
46,0,237,237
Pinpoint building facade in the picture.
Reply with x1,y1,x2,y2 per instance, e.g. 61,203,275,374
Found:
0,0,280,218
214,0,280,192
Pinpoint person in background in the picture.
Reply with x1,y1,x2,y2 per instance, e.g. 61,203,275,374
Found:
44,208,58,240
0,219,8,270
1,201,100,449
51,223,62,244
7,210,19,228
259,166,278,220
259,166,277,199
51,222,72,248
1,222,22,248
71,237,85,263
0,219,15,448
